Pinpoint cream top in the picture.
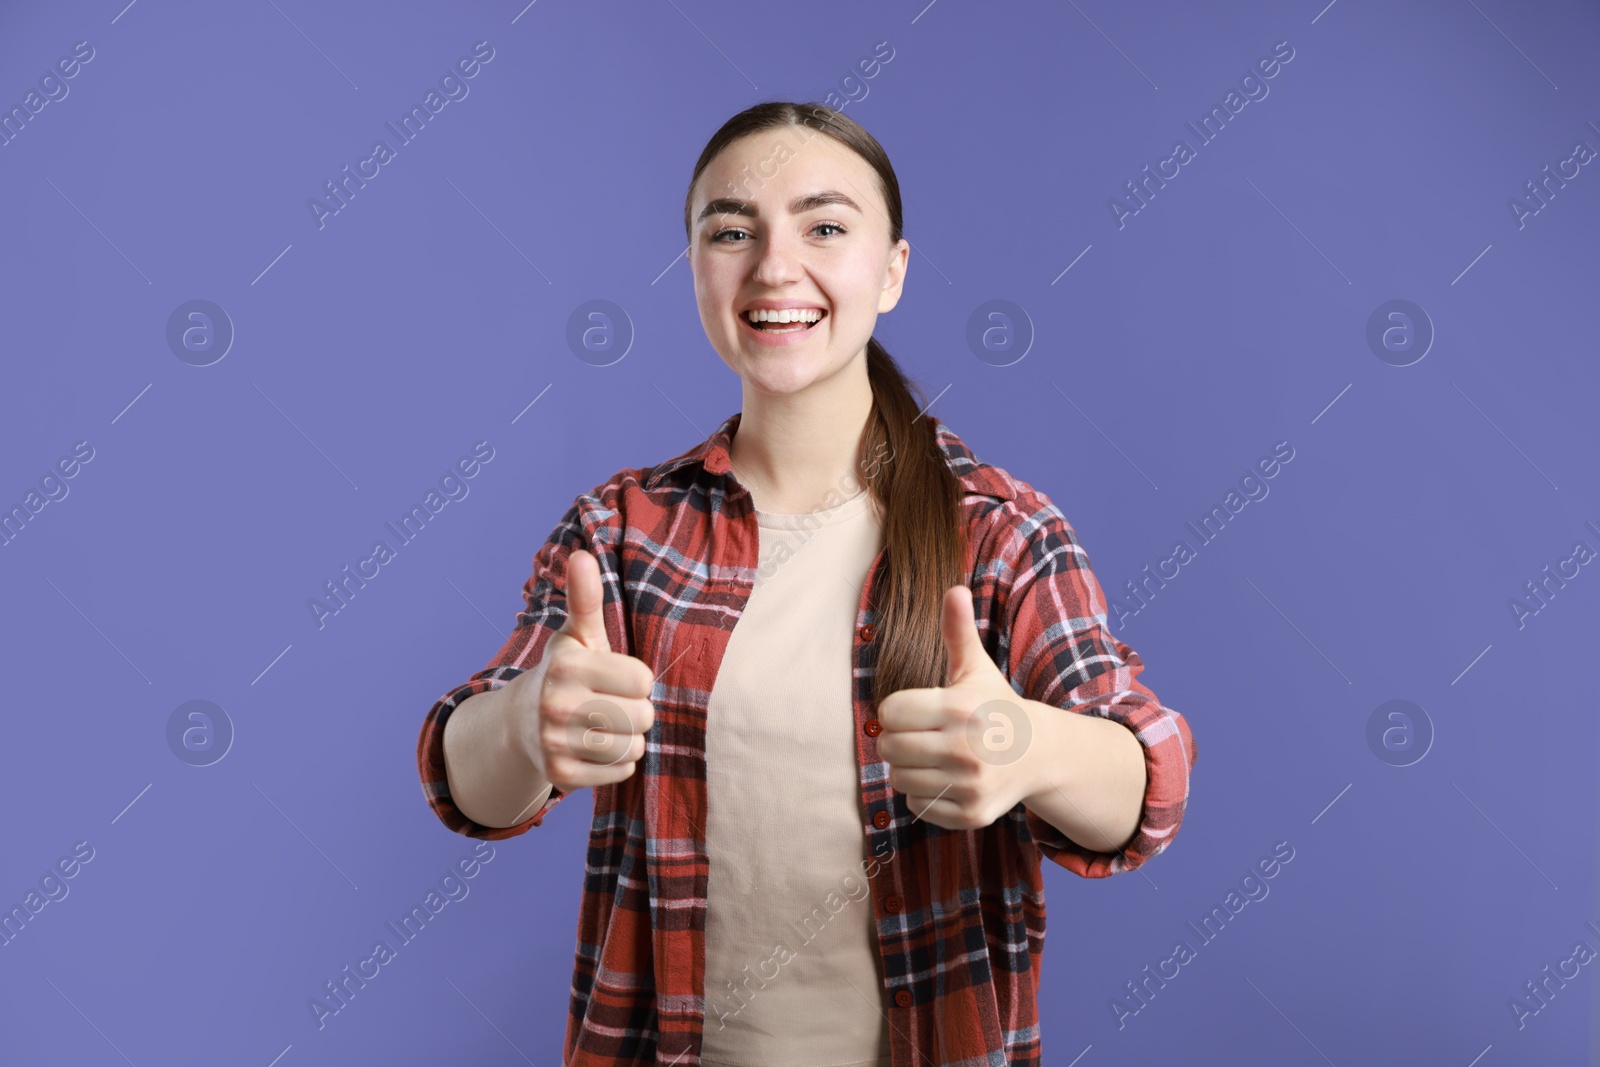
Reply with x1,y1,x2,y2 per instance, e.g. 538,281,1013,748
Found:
700,486,891,1067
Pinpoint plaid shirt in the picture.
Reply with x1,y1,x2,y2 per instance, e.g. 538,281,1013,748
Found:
417,410,1197,1066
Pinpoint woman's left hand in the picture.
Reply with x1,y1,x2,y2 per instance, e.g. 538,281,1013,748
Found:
876,585,1044,831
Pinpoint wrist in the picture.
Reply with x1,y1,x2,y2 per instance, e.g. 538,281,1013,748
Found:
1018,699,1078,807
491,673,541,776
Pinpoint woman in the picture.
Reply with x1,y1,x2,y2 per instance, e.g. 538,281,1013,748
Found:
418,101,1197,1067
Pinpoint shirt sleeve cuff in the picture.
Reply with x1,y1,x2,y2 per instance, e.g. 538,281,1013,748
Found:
1024,698,1197,879
416,666,568,839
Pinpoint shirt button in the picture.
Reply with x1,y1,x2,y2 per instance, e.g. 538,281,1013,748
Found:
863,718,882,737
894,989,912,1009
858,624,876,642
872,810,891,829
884,894,903,913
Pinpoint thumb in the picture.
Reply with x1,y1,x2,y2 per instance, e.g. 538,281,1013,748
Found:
940,584,993,686
560,548,611,652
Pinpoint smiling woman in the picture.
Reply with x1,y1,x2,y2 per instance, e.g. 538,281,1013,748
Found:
419,100,1196,1067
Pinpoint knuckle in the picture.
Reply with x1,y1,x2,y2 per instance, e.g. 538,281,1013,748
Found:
539,689,573,724
537,714,561,746
545,755,575,784
544,650,572,682
950,746,982,775
579,699,625,734
538,727,567,766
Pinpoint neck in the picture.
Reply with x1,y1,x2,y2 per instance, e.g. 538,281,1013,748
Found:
728,351,876,514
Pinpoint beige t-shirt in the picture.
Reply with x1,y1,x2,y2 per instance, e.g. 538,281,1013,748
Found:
700,485,891,1067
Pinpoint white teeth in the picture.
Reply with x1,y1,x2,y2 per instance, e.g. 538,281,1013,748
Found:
744,308,824,324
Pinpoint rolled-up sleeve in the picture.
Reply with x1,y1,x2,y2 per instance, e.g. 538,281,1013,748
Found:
992,494,1197,878
416,495,596,839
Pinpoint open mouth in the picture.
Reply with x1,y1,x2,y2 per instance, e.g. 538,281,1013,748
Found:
742,309,827,333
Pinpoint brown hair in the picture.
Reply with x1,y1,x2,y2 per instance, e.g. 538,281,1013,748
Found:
683,101,967,702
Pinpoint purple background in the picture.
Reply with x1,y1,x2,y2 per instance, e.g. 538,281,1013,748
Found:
2,0,1597,1064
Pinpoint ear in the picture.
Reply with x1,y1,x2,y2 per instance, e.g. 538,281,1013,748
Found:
877,238,910,314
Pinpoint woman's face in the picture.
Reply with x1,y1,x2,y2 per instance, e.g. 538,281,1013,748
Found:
687,129,910,399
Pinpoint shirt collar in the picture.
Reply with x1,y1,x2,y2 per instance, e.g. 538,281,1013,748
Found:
641,410,1016,502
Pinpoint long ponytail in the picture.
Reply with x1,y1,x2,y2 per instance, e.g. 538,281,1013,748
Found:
860,337,967,702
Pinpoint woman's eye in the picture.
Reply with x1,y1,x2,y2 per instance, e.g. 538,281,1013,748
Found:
709,222,846,243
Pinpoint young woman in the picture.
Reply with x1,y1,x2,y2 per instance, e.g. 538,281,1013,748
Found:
418,101,1197,1067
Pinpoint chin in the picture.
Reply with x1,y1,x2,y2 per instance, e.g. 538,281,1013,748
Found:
743,365,822,395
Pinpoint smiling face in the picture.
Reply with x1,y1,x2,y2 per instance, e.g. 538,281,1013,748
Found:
687,128,910,399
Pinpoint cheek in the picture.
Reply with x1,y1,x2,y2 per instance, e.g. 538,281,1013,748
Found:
692,282,729,331
695,268,740,321
829,265,885,318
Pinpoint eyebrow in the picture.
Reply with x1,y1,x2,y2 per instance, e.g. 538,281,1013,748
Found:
695,190,862,225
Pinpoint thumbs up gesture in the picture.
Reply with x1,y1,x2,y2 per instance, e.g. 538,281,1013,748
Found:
876,584,1040,831
512,548,657,793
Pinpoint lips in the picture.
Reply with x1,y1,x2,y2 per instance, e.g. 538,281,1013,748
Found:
747,316,823,331
737,309,827,346
741,308,827,331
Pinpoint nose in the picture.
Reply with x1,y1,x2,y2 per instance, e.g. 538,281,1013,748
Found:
750,225,804,288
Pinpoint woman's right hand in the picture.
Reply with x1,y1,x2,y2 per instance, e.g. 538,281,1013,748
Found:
510,548,656,791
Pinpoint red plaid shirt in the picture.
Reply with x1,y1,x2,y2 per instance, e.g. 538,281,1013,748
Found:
417,410,1197,1066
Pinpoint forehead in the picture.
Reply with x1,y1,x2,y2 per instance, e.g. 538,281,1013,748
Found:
693,129,879,214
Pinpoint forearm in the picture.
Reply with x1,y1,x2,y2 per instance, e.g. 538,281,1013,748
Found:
1019,700,1147,855
442,678,555,829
